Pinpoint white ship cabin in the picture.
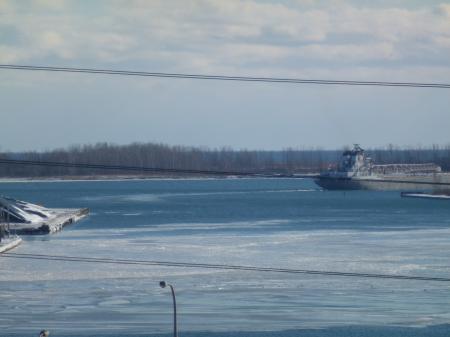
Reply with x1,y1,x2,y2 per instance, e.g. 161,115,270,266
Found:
338,144,373,176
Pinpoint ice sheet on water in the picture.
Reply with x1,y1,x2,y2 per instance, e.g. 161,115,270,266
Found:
1,224,450,333
1,179,449,334
3,225,450,279
75,188,318,204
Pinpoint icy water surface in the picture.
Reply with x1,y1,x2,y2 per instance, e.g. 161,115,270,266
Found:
0,178,449,336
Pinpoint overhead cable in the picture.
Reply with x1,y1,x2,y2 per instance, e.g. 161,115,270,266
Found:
2,158,450,186
2,252,450,282
0,158,278,177
1,64,449,88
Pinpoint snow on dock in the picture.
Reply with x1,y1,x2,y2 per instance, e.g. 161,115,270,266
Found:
401,192,450,200
0,196,89,235
0,235,22,253
9,208,89,234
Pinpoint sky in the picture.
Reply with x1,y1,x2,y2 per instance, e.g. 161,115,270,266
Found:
0,0,449,151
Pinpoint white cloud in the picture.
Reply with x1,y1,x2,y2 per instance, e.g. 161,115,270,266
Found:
0,0,449,81
0,0,12,12
296,42,399,61
0,46,26,63
33,0,68,10
437,3,450,17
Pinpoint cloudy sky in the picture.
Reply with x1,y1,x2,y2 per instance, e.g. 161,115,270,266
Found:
1,0,449,151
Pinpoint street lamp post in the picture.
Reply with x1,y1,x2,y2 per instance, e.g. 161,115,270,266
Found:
159,281,178,337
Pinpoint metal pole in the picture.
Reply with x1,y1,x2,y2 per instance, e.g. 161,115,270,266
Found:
6,206,10,234
169,284,178,337
160,281,178,337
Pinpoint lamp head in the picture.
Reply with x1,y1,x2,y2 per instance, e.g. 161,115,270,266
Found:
159,281,167,288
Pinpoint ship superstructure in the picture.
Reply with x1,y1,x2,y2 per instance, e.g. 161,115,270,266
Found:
321,144,373,178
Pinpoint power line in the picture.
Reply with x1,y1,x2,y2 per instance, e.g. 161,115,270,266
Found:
2,252,449,282
1,64,450,88
0,158,283,177
2,158,450,186
0,158,259,176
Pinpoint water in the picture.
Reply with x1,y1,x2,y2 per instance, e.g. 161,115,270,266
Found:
0,178,449,337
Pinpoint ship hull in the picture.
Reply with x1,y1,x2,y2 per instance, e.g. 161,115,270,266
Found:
314,174,450,191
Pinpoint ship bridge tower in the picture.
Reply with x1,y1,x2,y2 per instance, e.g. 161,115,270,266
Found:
338,144,371,176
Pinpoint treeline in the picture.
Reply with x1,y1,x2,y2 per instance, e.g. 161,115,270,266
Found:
0,142,449,177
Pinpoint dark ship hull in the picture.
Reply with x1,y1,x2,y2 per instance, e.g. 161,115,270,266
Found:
315,174,450,191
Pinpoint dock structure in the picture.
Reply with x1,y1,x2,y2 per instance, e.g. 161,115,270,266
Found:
8,208,89,234
0,235,22,253
401,192,450,200
0,196,89,235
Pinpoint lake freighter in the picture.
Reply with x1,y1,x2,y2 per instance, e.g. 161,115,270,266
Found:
314,144,450,191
